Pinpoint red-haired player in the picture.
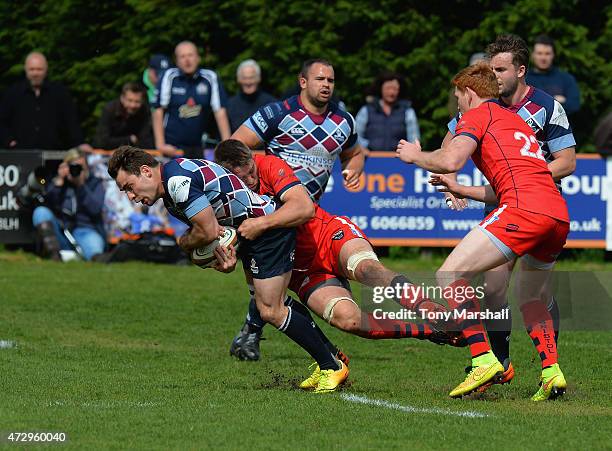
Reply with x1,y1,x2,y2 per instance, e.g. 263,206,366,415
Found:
397,62,568,401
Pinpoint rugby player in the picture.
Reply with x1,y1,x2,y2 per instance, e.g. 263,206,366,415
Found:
442,34,576,392
107,146,348,392
228,58,365,360
215,139,463,389
397,62,569,401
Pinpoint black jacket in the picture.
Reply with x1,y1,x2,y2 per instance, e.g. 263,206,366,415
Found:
0,79,83,149
227,90,277,132
93,98,153,149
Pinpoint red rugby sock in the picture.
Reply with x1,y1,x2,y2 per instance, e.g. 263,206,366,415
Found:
363,313,432,339
520,300,558,368
443,279,491,358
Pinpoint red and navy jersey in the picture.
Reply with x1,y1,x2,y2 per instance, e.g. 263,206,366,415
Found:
161,158,276,227
245,95,358,201
449,87,575,162
253,154,301,202
455,101,569,222
252,154,362,271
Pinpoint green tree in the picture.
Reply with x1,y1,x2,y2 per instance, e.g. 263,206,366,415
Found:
0,0,609,150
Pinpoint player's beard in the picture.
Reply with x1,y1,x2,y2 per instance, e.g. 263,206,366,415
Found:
307,92,329,109
500,78,519,99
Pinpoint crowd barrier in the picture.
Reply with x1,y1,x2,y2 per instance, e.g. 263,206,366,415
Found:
1,149,611,250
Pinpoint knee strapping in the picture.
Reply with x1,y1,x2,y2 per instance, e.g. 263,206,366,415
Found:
322,297,357,323
346,250,379,278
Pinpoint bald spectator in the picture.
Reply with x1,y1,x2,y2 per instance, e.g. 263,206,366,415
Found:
526,35,581,115
152,41,230,158
0,52,90,150
227,59,276,132
94,82,153,149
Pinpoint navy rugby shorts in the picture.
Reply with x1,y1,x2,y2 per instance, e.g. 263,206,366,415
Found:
239,227,296,279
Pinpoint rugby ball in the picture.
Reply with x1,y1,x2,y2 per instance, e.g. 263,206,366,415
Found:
191,226,239,268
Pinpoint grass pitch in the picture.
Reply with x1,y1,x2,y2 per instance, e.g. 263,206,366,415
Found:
1,253,611,449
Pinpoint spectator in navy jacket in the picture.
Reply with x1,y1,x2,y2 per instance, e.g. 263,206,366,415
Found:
355,71,420,153
526,35,581,115
152,41,230,158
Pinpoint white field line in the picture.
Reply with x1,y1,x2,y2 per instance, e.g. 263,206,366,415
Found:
341,393,490,418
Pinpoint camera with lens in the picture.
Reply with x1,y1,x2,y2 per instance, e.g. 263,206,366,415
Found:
69,162,83,178
17,166,49,209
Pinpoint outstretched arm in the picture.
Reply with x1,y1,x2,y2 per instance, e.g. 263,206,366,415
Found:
396,135,476,174
429,174,498,204
439,131,468,211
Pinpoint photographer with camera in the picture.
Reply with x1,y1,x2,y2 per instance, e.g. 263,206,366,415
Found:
32,149,106,261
